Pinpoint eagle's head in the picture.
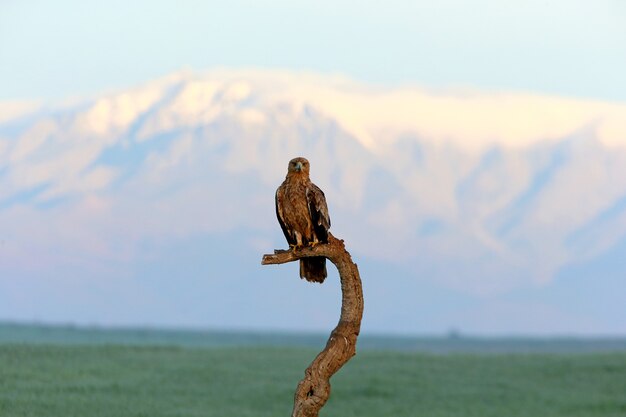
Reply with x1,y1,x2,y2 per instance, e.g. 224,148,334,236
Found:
287,157,310,176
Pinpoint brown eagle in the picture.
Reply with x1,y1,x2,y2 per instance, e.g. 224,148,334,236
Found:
275,157,331,283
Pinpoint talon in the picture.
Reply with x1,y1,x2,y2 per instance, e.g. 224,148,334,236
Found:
290,243,303,251
309,241,320,248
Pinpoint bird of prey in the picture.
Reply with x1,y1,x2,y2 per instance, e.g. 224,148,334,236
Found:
275,157,331,283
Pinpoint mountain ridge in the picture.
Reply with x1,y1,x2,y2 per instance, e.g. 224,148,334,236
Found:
1,70,625,334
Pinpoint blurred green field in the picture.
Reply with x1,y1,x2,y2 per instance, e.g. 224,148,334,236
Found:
1,343,625,417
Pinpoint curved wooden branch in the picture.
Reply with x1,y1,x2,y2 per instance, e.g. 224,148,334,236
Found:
261,233,364,417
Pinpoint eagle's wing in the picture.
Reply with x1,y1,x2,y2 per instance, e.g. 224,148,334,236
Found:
275,185,295,245
306,183,330,242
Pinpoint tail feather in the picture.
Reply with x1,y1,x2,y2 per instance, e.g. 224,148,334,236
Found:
300,257,327,283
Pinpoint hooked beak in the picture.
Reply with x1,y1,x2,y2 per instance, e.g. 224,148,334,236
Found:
295,161,303,172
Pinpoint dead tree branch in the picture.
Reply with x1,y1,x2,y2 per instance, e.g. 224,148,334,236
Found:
261,232,364,417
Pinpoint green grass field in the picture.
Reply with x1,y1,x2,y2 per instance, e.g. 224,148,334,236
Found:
0,345,626,417
1,343,625,417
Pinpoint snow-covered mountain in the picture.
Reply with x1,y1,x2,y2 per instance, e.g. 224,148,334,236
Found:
1,70,625,334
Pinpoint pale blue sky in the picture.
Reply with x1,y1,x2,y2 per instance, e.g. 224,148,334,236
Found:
1,0,625,102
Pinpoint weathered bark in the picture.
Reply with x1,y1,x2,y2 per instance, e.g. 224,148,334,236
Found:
261,233,364,417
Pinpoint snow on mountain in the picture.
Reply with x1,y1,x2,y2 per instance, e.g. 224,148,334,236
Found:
1,70,625,332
